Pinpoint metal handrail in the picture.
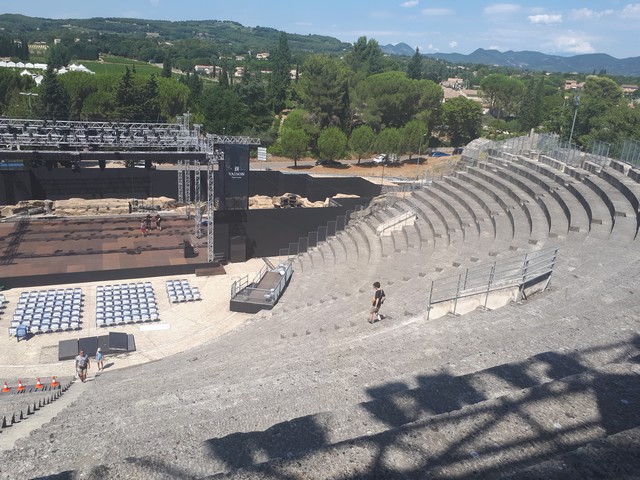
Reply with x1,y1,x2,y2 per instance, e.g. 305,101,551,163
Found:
426,247,558,319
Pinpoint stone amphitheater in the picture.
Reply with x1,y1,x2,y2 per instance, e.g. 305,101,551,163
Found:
1,136,639,479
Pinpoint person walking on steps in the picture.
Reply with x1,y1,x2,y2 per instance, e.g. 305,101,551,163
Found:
75,350,90,382
96,347,105,371
369,281,386,323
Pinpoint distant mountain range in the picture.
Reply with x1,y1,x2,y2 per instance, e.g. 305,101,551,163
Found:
381,43,640,77
1,13,639,77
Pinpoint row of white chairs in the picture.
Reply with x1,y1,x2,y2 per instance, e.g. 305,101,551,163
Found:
96,282,158,328
9,321,81,336
96,312,159,327
166,279,201,303
10,288,85,336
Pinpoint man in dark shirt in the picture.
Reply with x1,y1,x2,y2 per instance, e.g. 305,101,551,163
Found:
369,281,385,323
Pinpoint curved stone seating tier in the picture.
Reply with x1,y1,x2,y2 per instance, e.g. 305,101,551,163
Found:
512,155,612,239
484,159,562,238
462,166,535,248
431,181,483,237
412,190,458,247
477,158,554,242
404,196,447,250
563,164,637,243
501,159,590,239
452,171,517,251
435,178,499,255
423,183,478,245
596,164,640,238
442,176,498,238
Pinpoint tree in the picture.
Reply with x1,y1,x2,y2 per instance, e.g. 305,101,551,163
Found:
39,64,69,120
343,36,386,76
296,54,350,129
156,76,189,121
441,96,482,146
199,84,248,135
280,128,309,167
0,68,34,115
349,125,375,164
161,56,172,78
268,32,291,113
141,75,161,122
355,71,422,130
375,127,402,158
282,109,320,143
47,43,70,70
569,76,625,146
317,126,348,161
480,73,525,118
407,47,423,80
401,119,428,160
518,75,544,132
235,74,274,133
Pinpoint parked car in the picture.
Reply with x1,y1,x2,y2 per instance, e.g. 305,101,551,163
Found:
452,147,464,155
373,154,398,164
430,151,450,157
315,159,342,167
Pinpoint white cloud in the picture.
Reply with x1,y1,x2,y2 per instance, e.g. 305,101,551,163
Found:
400,0,419,7
570,8,614,20
421,8,454,16
621,4,640,17
528,14,563,24
449,40,458,48
547,32,595,54
484,4,521,15
370,10,393,19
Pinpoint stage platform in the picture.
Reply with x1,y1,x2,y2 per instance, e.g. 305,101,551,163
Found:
0,215,214,289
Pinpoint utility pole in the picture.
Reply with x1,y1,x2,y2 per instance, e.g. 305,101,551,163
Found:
568,95,580,146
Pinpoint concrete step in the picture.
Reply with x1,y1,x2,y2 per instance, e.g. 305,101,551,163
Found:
207,360,640,479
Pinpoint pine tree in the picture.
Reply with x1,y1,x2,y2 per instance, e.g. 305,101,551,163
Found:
161,55,172,78
39,64,69,120
407,47,423,80
268,32,291,113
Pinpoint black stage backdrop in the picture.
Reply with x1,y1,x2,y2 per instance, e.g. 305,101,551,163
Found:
0,169,379,259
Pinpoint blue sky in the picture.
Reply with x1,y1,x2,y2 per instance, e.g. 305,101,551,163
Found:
2,1,639,58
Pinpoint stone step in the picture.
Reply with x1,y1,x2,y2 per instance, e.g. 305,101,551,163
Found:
500,424,640,479
515,155,612,239
207,360,640,479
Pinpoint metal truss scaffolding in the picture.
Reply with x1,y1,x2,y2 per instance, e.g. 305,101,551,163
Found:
177,160,185,204
194,160,201,238
0,114,260,263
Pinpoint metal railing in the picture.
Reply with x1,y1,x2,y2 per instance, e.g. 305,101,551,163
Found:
376,208,417,235
463,132,640,170
230,261,293,305
426,247,558,320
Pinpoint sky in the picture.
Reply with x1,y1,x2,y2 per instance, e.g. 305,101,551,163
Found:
2,0,640,58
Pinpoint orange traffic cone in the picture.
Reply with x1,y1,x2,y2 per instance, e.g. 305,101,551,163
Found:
1,381,10,393
17,379,25,392
35,378,44,390
50,376,59,388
